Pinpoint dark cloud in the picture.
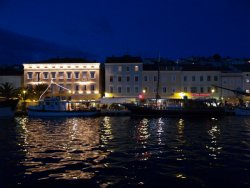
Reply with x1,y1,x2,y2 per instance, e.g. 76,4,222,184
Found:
0,28,97,64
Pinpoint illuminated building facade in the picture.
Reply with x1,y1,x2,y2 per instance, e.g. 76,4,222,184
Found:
23,59,101,100
104,55,143,103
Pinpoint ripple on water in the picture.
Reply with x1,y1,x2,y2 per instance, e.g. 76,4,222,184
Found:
0,116,249,187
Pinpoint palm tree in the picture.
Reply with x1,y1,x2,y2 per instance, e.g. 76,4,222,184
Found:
0,82,18,99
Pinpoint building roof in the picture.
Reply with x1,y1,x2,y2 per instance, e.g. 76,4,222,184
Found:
27,58,95,64
143,63,181,71
105,55,142,63
233,64,250,72
181,64,230,71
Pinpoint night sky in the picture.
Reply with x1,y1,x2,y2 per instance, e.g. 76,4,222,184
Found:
0,0,250,64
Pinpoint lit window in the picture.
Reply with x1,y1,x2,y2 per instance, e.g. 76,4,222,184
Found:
59,72,64,79
118,66,122,72
134,66,139,71
82,71,87,79
246,90,250,93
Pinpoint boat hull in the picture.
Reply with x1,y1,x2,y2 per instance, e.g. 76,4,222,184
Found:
125,104,225,117
234,107,250,116
28,109,100,117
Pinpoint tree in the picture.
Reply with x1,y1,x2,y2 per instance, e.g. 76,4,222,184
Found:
0,82,18,99
31,84,48,100
213,54,221,61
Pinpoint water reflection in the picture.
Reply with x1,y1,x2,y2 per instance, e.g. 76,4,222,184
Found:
16,117,108,180
175,118,186,161
135,118,151,160
206,119,222,160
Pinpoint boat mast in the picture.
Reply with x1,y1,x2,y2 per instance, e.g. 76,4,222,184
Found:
39,80,70,100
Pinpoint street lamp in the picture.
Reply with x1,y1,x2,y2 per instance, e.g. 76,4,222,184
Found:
23,90,27,101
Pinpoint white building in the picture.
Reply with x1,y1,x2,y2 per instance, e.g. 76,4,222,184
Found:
23,58,101,101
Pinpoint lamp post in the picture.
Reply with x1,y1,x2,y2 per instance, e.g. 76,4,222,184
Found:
23,90,26,101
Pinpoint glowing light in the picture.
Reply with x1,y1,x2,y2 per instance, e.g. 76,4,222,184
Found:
211,89,215,93
142,89,146,93
68,90,72,94
105,92,112,97
86,91,91,94
178,92,185,98
139,94,144,99
94,90,99,94
78,91,83,94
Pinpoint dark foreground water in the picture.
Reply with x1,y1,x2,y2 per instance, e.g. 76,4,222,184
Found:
0,116,250,188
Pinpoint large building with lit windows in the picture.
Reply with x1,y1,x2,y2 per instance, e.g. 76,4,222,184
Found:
142,63,182,99
103,55,143,103
23,58,101,101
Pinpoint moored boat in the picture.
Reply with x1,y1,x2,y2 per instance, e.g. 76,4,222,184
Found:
124,99,225,117
27,97,100,117
234,106,250,116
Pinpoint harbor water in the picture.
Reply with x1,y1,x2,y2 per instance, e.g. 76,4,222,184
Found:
0,116,250,187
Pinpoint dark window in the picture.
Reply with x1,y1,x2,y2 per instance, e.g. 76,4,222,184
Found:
110,76,113,82
183,76,187,82
207,76,211,81
127,76,130,82
192,76,195,81
135,76,138,82
191,87,197,93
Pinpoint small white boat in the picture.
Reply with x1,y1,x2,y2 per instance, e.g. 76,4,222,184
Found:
234,107,250,116
27,97,100,117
